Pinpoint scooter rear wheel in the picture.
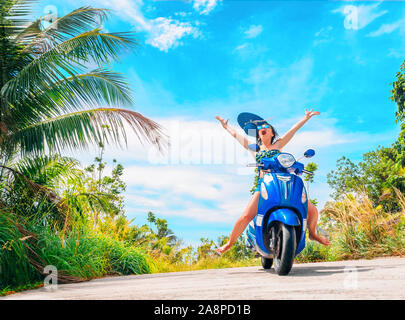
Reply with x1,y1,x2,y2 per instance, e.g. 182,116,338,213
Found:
273,223,296,276
261,256,273,269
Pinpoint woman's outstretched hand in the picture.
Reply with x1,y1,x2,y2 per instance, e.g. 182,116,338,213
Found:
305,108,320,120
216,115,229,129
216,242,231,254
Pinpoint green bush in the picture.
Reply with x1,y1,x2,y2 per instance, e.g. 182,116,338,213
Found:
0,212,40,288
0,216,152,290
296,239,330,263
36,228,110,279
37,228,152,279
101,237,152,275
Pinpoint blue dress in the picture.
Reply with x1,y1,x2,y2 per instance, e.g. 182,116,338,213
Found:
253,149,280,193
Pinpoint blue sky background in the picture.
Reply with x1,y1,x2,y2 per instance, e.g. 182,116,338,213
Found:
36,0,403,246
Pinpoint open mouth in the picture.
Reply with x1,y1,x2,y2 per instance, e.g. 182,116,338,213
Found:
260,129,267,135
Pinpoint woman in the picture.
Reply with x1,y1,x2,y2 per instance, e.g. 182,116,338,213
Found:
215,109,330,254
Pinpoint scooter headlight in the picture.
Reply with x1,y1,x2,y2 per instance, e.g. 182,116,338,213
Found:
277,153,296,168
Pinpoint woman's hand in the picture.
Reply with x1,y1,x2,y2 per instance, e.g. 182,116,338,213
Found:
305,109,320,120
275,108,320,149
216,115,229,129
216,115,250,150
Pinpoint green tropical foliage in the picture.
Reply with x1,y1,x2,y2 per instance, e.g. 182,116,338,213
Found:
327,148,404,211
327,60,405,212
0,1,167,292
313,59,405,262
1,0,405,296
304,162,317,183
390,60,405,169
0,1,166,161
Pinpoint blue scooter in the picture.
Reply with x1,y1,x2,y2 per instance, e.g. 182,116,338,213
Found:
245,147,315,275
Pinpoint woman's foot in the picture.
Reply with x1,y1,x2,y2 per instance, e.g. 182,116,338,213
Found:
216,242,231,254
309,232,330,246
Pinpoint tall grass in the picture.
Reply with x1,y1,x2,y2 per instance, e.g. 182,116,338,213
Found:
0,211,40,288
150,255,261,273
316,188,405,260
2,186,404,293
151,189,405,273
0,211,152,291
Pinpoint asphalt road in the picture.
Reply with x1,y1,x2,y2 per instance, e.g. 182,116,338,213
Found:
2,257,405,300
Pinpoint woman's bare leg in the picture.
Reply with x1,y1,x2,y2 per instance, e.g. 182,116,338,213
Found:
307,200,330,246
216,192,260,254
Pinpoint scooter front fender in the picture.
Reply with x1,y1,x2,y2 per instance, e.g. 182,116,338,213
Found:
255,208,301,255
268,208,300,227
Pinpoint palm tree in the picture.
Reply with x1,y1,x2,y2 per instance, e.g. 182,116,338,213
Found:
0,0,167,163
6,154,121,223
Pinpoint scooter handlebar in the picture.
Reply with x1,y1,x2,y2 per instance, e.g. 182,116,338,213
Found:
246,163,264,167
246,164,314,176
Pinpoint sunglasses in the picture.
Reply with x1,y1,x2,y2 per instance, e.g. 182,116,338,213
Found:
257,124,270,130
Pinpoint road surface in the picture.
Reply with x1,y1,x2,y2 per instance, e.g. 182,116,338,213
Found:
2,257,405,300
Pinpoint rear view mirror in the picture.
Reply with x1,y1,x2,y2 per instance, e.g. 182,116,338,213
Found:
304,149,315,158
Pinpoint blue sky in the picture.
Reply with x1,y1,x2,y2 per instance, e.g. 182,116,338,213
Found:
37,0,403,246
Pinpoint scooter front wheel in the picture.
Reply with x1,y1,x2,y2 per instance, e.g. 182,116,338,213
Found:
273,222,296,276
261,256,273,269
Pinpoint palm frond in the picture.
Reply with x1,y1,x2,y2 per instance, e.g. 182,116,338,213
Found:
1,0,38,32
1,44,80,105
2,29,136,104
26,6,109,48
14,154,82,190
14,18,42,45
71,191,117,215
0,1,38,88
0,2,165,159
8,108,168,156
10,69,134,127
0,163,68,215
62,29,136,65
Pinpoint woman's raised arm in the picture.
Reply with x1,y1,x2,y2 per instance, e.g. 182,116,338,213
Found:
273,109,320,149
216,115,250,150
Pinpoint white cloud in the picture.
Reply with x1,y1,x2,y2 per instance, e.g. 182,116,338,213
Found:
84,0,199,51
116,118,371,223
235,43,248,51
314,26,333,46
68,114,378,222
333,2,387,30
367,18,405,37
238,57,329,109
244,24,263,38
283,129,349,153
233,25,264,55
232,42,270,62
243,59,278,85
192,0,221,15
125,194,166,209
388,48,404,58
64,110,391,224
102,0,150,31
122,164,251,223
123,166,241,200
145,17,199,52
